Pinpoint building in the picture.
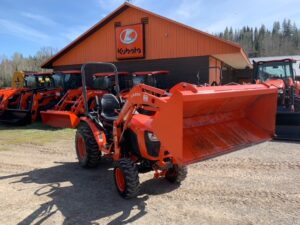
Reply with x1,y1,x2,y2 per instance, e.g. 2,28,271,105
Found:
42,2,251,87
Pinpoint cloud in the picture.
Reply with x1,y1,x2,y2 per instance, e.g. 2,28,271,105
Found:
60,25,91,41
173,0,203,20
203,15,242,33
21,12,57,26
0,18,50,43
98,0,125,11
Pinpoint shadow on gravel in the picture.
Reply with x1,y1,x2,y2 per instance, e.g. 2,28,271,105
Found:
1,161,179,225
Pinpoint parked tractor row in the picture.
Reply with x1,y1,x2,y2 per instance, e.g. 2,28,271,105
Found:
0,70,168,127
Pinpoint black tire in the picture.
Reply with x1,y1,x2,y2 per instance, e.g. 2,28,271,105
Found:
75,122,101,168
114,158,140,199
165,165,188,184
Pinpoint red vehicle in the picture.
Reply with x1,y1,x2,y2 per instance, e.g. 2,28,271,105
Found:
74,62,278,199
132,71,169,88
41,71,132,128
0,71,82,125
0,72,61,124
253,59,300,140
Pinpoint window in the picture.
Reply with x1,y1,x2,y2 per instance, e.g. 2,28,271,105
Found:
257,62,293,81
52,74,64,88
24,75,37,88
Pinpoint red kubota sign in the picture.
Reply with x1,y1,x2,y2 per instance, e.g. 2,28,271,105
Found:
115,24,144,59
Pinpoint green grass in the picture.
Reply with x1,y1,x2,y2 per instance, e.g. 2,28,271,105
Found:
0,122,75,146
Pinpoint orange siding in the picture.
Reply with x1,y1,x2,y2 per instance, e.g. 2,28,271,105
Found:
53,7,240,67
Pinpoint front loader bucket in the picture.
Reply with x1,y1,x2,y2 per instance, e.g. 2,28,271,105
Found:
0,109,31,125
275,112,300,141
152,84,278,165
41,110,80,128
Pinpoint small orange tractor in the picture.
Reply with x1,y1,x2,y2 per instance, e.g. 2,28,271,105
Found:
0,72,62,124
132,71,169,88
41,70,169,128
0,70,82,125
41,71,132,128
253,59,300,140
74,62,278,199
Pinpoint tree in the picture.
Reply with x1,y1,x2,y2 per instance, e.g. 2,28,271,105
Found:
217,19,300,57
0,47,56,87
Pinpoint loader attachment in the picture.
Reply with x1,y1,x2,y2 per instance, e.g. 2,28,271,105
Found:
152,84,278,165
0,109,32,125
41,110,80,128
275,112,300,141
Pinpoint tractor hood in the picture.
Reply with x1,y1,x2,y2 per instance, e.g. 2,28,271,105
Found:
264,79,285,89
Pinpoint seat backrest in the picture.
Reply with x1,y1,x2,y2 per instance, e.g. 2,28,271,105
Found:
101,94,120,117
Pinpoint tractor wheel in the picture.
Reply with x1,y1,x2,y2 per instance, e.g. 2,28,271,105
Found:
75,122,101,168
165,165,188,184
114,158,140,199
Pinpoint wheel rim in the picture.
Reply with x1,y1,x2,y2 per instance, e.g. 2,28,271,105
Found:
77,134,86,160
115,168,126,192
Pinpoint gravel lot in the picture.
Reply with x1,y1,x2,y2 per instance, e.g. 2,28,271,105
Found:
0,123,299,225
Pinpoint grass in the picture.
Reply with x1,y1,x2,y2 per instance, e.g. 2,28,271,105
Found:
0,122,75,146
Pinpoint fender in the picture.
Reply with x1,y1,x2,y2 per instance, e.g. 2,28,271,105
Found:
80,117,109,154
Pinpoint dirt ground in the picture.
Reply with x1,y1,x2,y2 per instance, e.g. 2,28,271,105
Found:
0,123,299,225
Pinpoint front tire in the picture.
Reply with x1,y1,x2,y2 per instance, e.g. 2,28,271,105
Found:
114,158,140,199
75,122,101,168
165,165,188,184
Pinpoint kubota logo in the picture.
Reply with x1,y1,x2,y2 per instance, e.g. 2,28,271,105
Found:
120,29,138,44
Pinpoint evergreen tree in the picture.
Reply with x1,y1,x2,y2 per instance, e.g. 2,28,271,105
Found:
217,19,300,57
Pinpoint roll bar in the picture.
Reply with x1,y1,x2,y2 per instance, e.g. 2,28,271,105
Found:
81,62,119,116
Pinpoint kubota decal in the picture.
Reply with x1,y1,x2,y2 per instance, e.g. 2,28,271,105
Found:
115,24,144,59
120,29,138,44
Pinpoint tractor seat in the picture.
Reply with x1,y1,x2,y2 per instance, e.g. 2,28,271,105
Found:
101,94,120,122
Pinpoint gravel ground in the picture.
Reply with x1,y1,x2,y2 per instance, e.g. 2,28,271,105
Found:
0,125,299,225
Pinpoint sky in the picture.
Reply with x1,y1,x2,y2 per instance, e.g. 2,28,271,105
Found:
0,0,300,58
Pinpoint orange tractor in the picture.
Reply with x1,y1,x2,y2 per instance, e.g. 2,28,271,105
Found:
41,71,132,128
0,72,61,124
0,71,81,125
253,59,300,140
41,70,168,128
74,62,278,198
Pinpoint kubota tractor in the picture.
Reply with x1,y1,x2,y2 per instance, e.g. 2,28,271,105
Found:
132,71,169,88
74,62,278,199
253,59,300,140
0,71,81,125
41,71,132,128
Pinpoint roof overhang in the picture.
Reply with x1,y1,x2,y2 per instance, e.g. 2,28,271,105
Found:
212,49,252,69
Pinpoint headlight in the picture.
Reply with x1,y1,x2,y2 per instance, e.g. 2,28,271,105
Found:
147,132,159,142
145,131,161,157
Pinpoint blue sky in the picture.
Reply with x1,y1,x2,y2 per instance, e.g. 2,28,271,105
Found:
1,0,300,58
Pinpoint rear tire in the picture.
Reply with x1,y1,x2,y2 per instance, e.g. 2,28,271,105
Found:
75,122,101,168
114,158,140,199
165,165,188,184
